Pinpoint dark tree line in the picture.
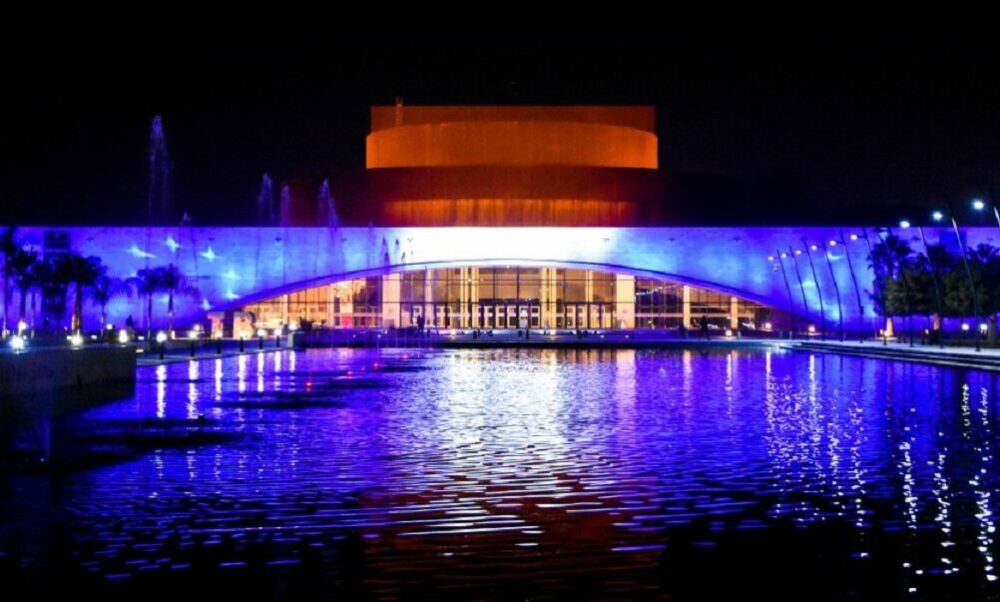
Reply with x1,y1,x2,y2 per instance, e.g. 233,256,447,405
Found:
0,228,196,337
870,234,1000,344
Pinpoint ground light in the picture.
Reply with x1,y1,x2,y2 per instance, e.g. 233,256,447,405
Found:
118,329,129,344
68,333,83,348
10,335,25,352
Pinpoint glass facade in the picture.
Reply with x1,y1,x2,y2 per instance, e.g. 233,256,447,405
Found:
243,266,772,330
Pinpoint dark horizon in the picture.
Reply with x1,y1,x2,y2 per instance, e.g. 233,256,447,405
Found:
5,36,1000,226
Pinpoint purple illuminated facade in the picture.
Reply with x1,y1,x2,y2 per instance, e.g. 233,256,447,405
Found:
8,106,991,336
6,224,997,334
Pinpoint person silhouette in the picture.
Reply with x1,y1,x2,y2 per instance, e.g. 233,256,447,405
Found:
700,315,710,340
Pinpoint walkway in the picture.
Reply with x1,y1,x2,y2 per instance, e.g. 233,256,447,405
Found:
789,340,1000,371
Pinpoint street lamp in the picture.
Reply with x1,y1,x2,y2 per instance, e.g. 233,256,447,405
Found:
858,229,891,345
839,231,867,343
802,238,827,341
820,238,845,341
933,207,981,351
971,196,1000,236
915,214,945,349
789,246,811,337
773,251,798,338
885,223,917,347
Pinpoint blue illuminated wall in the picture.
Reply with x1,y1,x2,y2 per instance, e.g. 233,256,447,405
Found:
8,226,997,331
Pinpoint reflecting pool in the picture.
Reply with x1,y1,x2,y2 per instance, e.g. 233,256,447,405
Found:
3,346,1000,599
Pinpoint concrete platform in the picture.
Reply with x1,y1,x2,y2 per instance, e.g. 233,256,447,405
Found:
0,346,136,399
788,340,1000,371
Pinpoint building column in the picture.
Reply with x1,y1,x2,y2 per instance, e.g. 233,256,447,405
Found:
730,296,740,329
585,270,594,328
615,274,635,329
540,268,557,329
326,284,336,328
340,282,355,328
423,269,434,328
381,273,401,328
470,267,479,329
682,285,692,329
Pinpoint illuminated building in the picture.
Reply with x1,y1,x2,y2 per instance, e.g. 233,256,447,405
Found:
12,103,960,334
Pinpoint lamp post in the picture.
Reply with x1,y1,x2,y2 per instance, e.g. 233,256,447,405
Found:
894,222,918,347
934,207,981,351
971,196,1000,235
839,231,866,343
774,251,798,338
821,239,845,341
860,228,890,345
802,239,827,341
969,196,999,347
789,246,811,336
916,217,945,348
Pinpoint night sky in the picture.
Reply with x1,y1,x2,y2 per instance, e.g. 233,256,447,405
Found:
5,36,1000,226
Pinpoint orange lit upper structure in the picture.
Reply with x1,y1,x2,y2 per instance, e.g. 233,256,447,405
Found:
364,103,661,226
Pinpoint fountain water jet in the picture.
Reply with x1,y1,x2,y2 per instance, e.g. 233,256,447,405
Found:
316,180,340,228
257,174,275,226
147,115,171,225
279,185,293,227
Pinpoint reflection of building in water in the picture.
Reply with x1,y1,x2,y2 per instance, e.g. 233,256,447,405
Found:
243,266,772,330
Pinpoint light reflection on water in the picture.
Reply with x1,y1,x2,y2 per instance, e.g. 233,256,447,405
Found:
2,346,1000,599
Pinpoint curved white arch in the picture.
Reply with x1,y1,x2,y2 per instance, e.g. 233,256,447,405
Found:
218,258,785,312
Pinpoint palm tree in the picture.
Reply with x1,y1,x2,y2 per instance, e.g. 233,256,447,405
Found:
868,234,914,336
92,274,132,332
10,247,39,330
129,267,163,338
0,227,18,336
969,244,1000,347
159,264,198,335
36,257,70,332
59,254,103,333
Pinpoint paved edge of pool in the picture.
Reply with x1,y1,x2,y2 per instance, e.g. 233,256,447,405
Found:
788,341,1000,371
